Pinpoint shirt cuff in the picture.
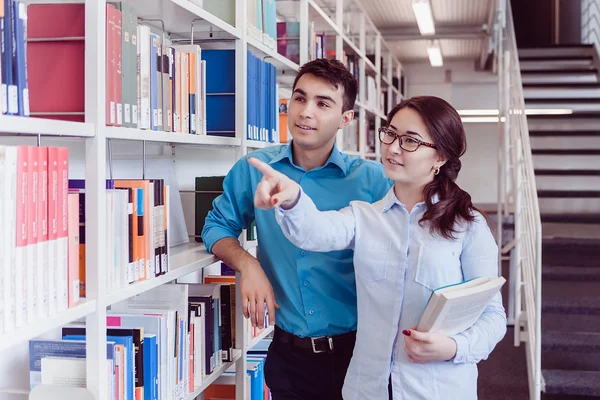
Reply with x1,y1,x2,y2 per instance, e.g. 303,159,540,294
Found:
449,333,470,363
276,188,306,216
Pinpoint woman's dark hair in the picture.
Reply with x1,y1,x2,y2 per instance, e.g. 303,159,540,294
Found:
292,58,358,112
386,96,480,239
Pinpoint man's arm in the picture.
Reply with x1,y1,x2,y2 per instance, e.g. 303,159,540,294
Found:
202,157,279,328
211,237,279,328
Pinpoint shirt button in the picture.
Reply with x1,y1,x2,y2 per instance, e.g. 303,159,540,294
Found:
304,281,309,286
301,251,306,256
309,310,315,315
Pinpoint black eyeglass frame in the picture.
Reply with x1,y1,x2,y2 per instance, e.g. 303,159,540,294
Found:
377,127,437,152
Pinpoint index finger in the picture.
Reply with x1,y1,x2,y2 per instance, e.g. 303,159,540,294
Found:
248,157,280,179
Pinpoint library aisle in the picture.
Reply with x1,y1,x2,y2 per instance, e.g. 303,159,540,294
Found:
0,0,404,399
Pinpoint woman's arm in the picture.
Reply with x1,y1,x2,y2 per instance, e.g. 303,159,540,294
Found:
249,157,357,252
449,213,508,364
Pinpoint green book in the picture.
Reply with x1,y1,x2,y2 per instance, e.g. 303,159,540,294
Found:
194,176,225,243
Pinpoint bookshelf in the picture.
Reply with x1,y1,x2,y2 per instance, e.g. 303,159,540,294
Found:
0,0,405,399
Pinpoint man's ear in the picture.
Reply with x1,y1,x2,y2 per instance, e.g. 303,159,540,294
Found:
339,110,354,129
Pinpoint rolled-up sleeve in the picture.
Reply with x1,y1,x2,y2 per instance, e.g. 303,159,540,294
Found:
202,157,254,253
450,214,507,364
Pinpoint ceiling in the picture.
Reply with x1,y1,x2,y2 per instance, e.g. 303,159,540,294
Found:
363,0,496,63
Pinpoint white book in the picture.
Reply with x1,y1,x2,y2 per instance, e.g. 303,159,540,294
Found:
172,45,204,136
40,357,86,388
416,276,506,336
137,24,151,130
0,147,5,333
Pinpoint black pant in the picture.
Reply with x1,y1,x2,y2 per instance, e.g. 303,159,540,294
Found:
264,330,356,400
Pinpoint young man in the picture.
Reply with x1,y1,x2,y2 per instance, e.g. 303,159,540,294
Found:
202,58,392,400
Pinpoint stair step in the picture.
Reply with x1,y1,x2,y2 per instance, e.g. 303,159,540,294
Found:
542,331,600,352
541,213,600,223
523,82,600,89
532,149,600,155
542,369,600,396
526,97,600,104
518,44,595,58
538,190,600,198
520,55,593,62
543,266,600,281
535,169,600,176
521,67,597,75
529,130,600,137
543,297,600,316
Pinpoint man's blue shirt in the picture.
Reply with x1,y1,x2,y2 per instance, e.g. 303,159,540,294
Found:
202,143,392,337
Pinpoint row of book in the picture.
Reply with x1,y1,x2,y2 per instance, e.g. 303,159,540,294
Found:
276,21,327,65
0,146,80,334
187,0,278,51
26,2,207,135
1,0,29,116
28,281,270,400
70,178,170,298
204,49,279,142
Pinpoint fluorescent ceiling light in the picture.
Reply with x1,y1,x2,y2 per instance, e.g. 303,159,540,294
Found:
461,116,503,123
524,108,573,115
427,41,443,67
412,0,435,35
457,108,573,116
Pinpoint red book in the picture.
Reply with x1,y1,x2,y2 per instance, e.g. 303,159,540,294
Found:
15,146,29,327
48,147,59,315
38,147,49,317
27,4,85,122
57,147,69,310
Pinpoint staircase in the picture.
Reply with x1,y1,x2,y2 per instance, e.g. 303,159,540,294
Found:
519,44,600,399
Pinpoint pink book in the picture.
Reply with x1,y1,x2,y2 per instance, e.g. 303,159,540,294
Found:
38,147,49,317
67,193,80,307
47,147,59,315
26,146,39,323
15,146,29,327
57,147,69,311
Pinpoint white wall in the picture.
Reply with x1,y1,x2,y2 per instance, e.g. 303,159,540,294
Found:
403,60,500,206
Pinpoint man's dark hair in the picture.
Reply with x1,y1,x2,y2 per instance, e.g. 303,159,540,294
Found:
292,58,358,113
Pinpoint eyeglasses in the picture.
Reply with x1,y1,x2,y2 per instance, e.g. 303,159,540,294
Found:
377,127,437,152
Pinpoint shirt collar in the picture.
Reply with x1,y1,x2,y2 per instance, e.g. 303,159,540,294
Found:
380,188,441,213
269,141,347,176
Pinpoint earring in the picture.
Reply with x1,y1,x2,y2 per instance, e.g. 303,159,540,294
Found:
434,167,440,175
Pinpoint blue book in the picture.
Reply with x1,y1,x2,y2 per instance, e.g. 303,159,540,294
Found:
143,334,158,400
1,0,17,114
63,330,135,400
11,0,27,116
28,339,115,390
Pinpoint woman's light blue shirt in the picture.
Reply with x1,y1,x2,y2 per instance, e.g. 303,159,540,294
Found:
275,187,507,399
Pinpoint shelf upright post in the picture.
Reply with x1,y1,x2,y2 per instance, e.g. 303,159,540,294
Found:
235,0,249,399
84,0,108,398
300,0,309,65
387,53,393,112
358,11,366,158
335,0,345,147
374,33,382,162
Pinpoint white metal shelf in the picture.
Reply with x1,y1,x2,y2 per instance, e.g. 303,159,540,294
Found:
0,299,97,352
105,243,218,306
246,325,274,351
183,349,242,400
0,116,95,137
246,140,279,149
247,36,300,72
103,126,242,146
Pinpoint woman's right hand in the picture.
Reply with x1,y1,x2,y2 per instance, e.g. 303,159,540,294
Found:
248,157,301,210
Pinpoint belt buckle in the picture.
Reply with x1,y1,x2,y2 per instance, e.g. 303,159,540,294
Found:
311,336,334,353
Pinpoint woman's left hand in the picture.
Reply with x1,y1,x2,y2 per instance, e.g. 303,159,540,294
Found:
403,327,457,363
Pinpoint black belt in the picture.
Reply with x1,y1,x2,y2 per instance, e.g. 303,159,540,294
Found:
273,325,356,354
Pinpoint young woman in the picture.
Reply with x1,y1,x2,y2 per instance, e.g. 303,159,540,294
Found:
248,96,507,400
